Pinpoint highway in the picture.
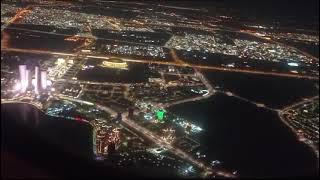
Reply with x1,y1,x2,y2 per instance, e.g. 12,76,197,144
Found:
2,47,318,80
72,82,234,178
162,70,215,108
279,95,319,113
170,48,187,65
218,90,278,112
1,13,318,82
1,14,318,81
120,112,236,178
56,79,138,87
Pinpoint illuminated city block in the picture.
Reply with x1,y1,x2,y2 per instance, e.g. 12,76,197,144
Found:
19,65,27,93
156,109,166,121
41,71,47,89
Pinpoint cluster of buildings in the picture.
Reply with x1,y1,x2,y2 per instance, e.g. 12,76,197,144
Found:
19,5,198,33
1,3,20,23
166,33,314,64
234,39,313,63
47,58,74,80
60,83,82,98
165,33,237,56
103,44,168,60
173,117,203,135
11,1,212,35
134,12,212,32
129,83,207,105
20,7,118,30
282,99,319,154
161,128,176,144
92,119,121,157
17,65,49,94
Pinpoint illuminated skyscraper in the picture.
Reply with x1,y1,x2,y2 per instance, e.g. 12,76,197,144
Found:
41,71,47,90
34,66,40,94
19,65,27,93
25,69,31,89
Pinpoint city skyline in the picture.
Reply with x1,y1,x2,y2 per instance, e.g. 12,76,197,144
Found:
1,0,319,178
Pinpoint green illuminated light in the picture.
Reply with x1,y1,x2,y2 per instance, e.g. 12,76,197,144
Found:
156,109,165,121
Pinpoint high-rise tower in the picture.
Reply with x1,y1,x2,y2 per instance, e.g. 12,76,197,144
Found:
34,66,40,94
19,65,27,93
25,69,31,89
41,71,47,90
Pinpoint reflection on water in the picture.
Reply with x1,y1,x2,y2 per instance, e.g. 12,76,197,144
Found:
2,103,94,159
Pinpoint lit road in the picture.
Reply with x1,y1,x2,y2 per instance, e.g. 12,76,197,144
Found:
1,4,318,81
105,17,121,31
1,69,13,74
277,96,319,158
1,7,31,32
162,70,216,108
279,96,319,113
56,79,138,87
2,47,318,80
76,98,236,178
218,90,278,112
120,113,236,178
170,48,187,65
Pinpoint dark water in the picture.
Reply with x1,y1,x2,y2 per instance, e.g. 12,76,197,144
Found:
204,70,319,109
1,103,94,159
1,103,181,178
168,93,318,178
